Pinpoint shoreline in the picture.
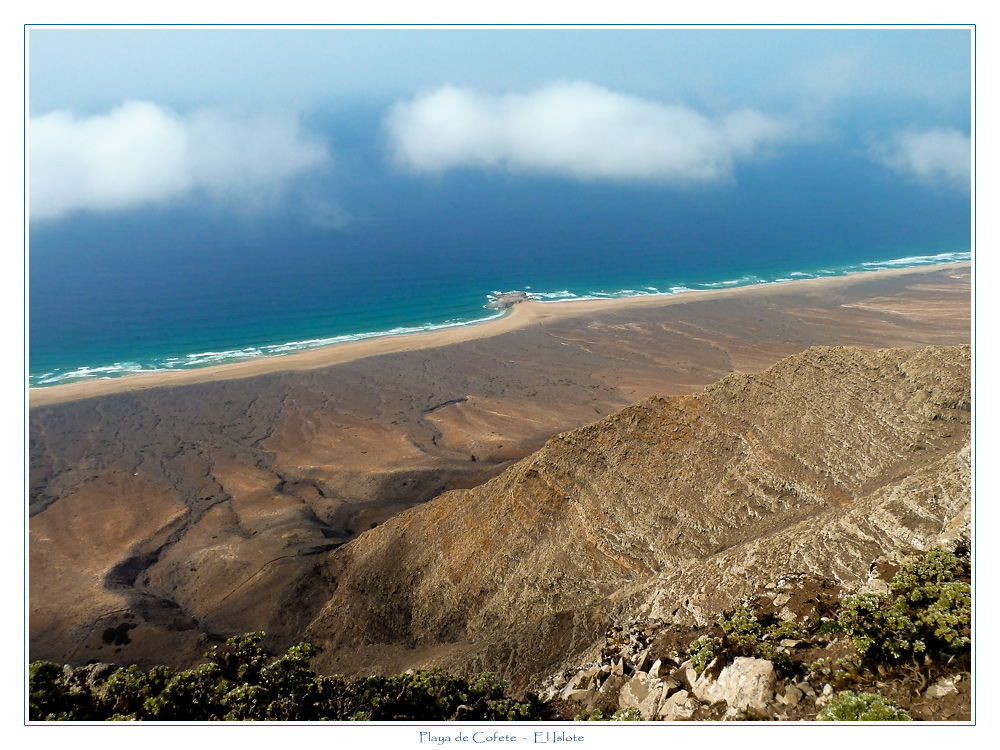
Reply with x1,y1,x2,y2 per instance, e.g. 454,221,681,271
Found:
28,262,971,408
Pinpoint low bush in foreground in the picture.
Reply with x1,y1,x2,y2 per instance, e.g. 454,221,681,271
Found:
838,546,971,666
29,632,543,722
574,707,641,721
818,691,912,722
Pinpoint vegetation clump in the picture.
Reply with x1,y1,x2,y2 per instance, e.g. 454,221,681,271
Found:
683,636,717,675
838,546,971,666
815,619,844,636
574,707,641,721
716,604,800,670
817,691,912,721
718,604,762,656
29,632,543,722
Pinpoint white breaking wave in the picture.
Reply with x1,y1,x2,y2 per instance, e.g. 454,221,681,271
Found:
858,250,970,269
30,311,508,387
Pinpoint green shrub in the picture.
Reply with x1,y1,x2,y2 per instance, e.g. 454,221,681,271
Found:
573,707,641,721
143,663,227,721
756,645,792,671
716,605,794,670
818,691,911,721
684,636,717,675
889,547,972,656
207,631,269,684
838,546,971,665
838,593,893,658
764,619,803,641
576,707,641,721
28,661,95,721
719,605,762,656
609,707,642,721
806,658,833,680
29,633,543,722
816,619,844,635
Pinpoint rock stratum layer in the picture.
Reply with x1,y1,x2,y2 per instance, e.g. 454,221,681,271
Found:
304,345,971,686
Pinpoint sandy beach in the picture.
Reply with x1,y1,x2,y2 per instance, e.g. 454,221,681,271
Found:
28,263,972,408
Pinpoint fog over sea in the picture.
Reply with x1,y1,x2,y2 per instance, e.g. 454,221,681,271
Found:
29,125,971,389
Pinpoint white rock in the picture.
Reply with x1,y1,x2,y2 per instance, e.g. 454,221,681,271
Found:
559,679,581,700
693,657,776,714
649,658,662,678
926,676,958,699
815,683,834,708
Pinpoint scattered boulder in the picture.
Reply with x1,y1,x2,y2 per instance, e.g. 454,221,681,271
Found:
693,657,775,716
619,671,663,719
925,676,959,699
598,674,627,697
658,689,700,721
779,685,805,708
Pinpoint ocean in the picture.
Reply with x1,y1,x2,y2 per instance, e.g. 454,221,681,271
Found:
28,134,971,389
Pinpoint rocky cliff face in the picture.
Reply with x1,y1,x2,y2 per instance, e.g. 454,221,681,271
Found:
304,345,971,685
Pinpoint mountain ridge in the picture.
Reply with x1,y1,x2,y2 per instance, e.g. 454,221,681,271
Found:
303,345,971,686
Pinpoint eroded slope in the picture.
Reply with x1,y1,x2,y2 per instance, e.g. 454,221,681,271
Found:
304,346,971,685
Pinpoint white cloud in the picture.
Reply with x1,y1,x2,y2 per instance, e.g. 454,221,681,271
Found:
30,101,328,221
874,128,971,192
385,81,795,182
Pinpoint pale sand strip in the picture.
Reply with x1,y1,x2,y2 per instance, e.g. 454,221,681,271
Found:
28,263,971,408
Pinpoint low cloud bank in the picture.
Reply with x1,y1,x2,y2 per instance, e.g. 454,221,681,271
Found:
30,101,328,221
385,81,795,182
873,128,971,192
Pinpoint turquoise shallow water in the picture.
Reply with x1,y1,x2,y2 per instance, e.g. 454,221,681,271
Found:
28,140,971,388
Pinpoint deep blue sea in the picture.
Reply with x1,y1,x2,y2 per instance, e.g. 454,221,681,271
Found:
29,131,971,388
